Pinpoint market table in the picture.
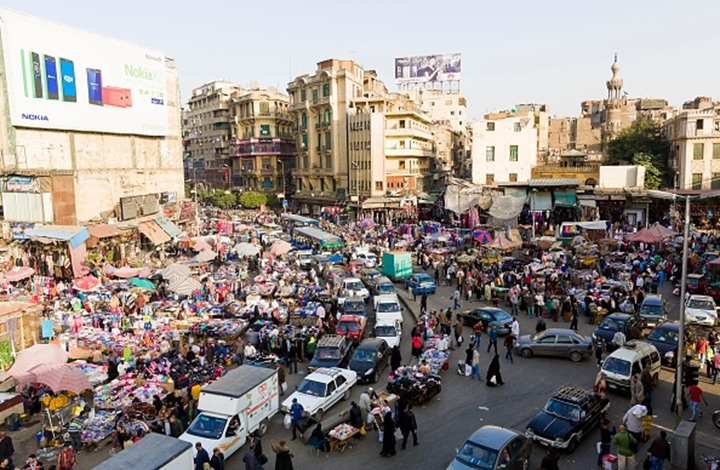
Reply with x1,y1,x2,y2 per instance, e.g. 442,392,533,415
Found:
328,423,359,452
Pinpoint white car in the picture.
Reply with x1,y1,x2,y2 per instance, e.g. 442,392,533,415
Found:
355,252,377,268
341,277,370,301
281,368,357,420
685,295,719,326
375,320,402,348
374,294,403,325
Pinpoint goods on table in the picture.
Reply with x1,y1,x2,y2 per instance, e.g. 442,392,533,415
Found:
387,367,442,406
81,410,119,443
72,361,108,386
420,349,450,375
94,378,168,410
329,423,358,440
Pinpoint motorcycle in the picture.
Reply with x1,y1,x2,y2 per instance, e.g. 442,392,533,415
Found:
703,454,720,470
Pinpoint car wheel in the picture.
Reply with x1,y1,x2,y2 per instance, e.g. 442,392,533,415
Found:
522,458,530,470
372,371,378,383
569,351,582,363
521,348,533,358
315,408,324,420
342,389,351,401
255,419,268,437
567,437,578,454
652,373,659,387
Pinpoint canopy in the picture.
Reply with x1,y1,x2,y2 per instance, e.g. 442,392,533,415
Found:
627,228,663,244
16,363,91,394
73,275,100,292
138,220,171,245
647,224,678,239
24,225,89,249
167,276,202,296
106,265,152,279
554,189,577,207
485,234,520,251
192,240,213,252
8,344,68,379
129,277,155,290
234,242,261,257
3,266,35,282
87,224,124,240
193,250,217,263
157,263,192,282
269,240,292,256
154,217,183,239
359,218,374,229
472,229,493,244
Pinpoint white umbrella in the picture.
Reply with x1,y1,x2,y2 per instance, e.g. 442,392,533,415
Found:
167,276,202,296
158,263,192,282
193,250,218,263
269,240,293,256
234,242,261,257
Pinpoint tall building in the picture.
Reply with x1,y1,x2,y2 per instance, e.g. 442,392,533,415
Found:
601,54,624,145
229,87,295,195
471,108,549,185
406,88,468,133
183,81,240,190
662,98,720,190
0,8,184,225
287,59,365,213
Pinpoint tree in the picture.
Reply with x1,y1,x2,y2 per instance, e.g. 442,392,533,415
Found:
632,153,663,190
239,191,267,209
606,118,670,187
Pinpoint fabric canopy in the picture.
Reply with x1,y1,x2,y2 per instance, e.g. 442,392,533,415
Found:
530,191,552,211
25,225,89,248
269,240,292,256
157,263,192,282
87,224,123,239
647,224,677,238
554,189,577,207
155,217,182,239
16,363,91,394
167,276,202,296
138,221,171,245
485,234,520,251
488,195,527,219
627,228,663,244
8,344,68,379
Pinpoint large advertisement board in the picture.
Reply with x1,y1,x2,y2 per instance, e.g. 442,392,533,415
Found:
0,8,170,136
394,53,461,84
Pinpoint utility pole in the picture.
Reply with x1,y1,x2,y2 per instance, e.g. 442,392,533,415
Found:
675,195,690,417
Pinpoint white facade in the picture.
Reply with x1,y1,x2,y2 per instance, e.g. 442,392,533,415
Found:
406,88,467,133
347,111,385,198
471,111,539,185
598,165,645,189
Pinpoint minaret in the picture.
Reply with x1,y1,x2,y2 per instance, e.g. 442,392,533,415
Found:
603,54,624,145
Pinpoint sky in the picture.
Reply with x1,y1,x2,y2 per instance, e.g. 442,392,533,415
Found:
5,0,719,118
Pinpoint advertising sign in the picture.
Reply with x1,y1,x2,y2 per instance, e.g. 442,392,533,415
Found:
394,53,462,84
0,8,170,136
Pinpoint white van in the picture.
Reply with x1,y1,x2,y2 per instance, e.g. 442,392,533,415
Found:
374,294,403,325
601,341,661,393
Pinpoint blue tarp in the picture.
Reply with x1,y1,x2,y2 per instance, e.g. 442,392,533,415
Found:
24,225,90,248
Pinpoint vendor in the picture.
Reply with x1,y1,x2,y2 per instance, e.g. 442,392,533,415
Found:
67,410,87,451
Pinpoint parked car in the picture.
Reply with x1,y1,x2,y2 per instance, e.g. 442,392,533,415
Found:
348,338,389,383
307,335,352,372
340,297,368,317
525,386,609,453
336,315,366,343
459,307,513,335
374,320,402,348
359,268,382,288
448,425,531,470
686,274,706,295
355,251,378,268
281,367,357,420
638,294,667,328
405,273,436,295
645,321,681,366
514,328,593,362
592,313,646,351
372,276,398,298
601,341,661,393
340,277,370,301
685,294,718,326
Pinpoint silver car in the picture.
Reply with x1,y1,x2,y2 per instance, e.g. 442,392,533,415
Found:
514,328,593,362
448,425,531,470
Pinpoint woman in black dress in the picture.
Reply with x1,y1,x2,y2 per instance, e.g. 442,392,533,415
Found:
380,411,396,457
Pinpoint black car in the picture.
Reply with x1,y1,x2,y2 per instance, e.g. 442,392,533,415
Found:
592,313,646,351
525,386,610,453
645,321,681,366
307,335,352,371
459,307,513,335
348,338,389,383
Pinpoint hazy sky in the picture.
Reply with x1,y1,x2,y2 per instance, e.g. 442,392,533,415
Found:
6,0,719,118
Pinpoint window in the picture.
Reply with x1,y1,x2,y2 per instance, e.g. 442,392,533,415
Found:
557,336,573,344
312,89,318,102
713,173,720,190
322,83,330,97
325,132,332,148
509,173,518,182
320,179,325,192
692,173,703,190
486,146,495,162
259,124,270,136
323,109,331,123
486,173,494,185
450,111,455,116
375,181,383,191
399,120,406,129
399,160,406,170
335,375,347,387
514,122,521,132
694,143,704,160
509,145,519,161
486,122,495,131
714,143,720,159
300,89,306,101
301,113,308,129
325,155,332,169
332,179,337,191
297,179,303,191
697,119,704,130
301,134,308,150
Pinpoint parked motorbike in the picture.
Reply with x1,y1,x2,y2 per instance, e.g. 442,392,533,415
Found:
703,454,720,470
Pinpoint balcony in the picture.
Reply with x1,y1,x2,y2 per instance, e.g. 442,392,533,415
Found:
231,139,296,157
385,127,433,140
311,96,330,107
385,148,434,158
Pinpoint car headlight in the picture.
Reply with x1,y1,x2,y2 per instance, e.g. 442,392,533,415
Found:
364,369,374,376
664,351,674,358
525,428,534,435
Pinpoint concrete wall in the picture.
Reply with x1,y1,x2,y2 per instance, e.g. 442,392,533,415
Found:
598,165,645,189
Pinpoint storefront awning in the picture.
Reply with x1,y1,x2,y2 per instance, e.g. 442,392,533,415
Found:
554,189,577,207
138,220,171,245
25,225,89,249
155,216,183,239
530,191,552,211
362,197,388,209
577,194,597,208
87,224,124,239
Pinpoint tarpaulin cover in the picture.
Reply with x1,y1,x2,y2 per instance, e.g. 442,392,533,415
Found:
138,220,171,245
530,191,552,211
487,195,527,219
25,225,89,249
155,217,182,239
87,224,123,239
554,189,577,207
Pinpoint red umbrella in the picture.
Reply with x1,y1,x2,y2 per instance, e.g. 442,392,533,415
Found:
4,266,35,282
73,275,100,292
626,228,662,244
19,364,92,394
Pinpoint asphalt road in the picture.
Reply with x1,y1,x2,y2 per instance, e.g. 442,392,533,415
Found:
30,273,720,469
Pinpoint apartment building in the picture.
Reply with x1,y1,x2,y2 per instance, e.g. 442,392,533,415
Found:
230,87,295,195
406,88,468,133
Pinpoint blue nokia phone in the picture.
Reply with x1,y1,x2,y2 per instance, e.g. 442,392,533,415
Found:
86,68,103,106
44,55,58,100
59,58,76,102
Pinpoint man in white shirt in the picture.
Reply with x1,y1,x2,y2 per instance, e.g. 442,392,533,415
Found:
316,304,326,321
613,330,626,349
511,318,520,338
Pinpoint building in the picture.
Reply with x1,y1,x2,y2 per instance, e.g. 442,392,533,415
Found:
471,107,548,185
406,88,467,133
287,59,365,213
531,149,601,186
229,86,295,195
662,98,720,190
183,81,239,190
0,8,184,225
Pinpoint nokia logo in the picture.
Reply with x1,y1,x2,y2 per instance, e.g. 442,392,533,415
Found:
21,113,49,121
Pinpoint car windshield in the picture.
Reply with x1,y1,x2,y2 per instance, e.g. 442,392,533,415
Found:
345,281,364,291
186,413,226,440
687,278,701,286
352,350,376,363
599,319,621,331
338,321,360,333
315,348,341,360
543,398,582,422
375,326,397,337
647,328,678,344
640,305,663,316
492,311,512,323
344,301,365,313
378,285,396,294
455,441,499,469
688,299,715,310
297,379,327,397
377,302,400,313
603,356,631,376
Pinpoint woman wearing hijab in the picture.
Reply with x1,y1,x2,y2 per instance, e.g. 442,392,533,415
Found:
486,354,505,387
390,345,402,371
380,411,396,457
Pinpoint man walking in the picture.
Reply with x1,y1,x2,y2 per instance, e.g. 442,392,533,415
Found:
688,382,708,422
399,404,418,449
472,320,483,349
420,293,428,315
569,302,579,330
194,442,210,470
471,346,482,381
503,334,515,363
612,424,637,470
289,398,304,440
487,325,498,355
647,430,671,469
452,289,460,310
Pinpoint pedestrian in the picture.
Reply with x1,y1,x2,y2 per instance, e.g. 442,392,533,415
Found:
194,442,211,470
594,336,604,366
22,454,43,470
252,435,266,468
503,334,514,363
640,364,654,413
612,424,638,470
630,375,644,406
289,398,304,440
687,382,708,422
348,402,363,430
452,289,460,310
472,320,483,348
390,345,402,371
276,361,287,396
623,404,646,451
569,302,579,330
210,447,225,470
380,411,396,457
597,418,616,468
242,441,261,470
420,293,428,315
399,404,418,449
411,333,423,359
56,443,75,470
510,317,520,339
486,325,498,355
647,430,671,470
594,372,607,398
535,317,547,334
0,432,14,470
486,354,504,386
471,347,482,381
270,440,294,470
540,448,560,470
713,348,720,385
454,319,464,349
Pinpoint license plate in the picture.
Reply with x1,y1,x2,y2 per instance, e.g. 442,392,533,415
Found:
539,441,548,447
608,383,617,389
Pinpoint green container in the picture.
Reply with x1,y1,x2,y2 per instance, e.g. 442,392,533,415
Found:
381,251,413,281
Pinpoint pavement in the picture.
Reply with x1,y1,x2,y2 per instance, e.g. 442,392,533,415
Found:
11,270,720,469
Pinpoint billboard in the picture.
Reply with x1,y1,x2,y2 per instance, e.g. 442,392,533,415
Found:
0,8,170,136
394,53,461,84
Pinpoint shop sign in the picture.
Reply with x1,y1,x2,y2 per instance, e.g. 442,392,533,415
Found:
5,176,36,192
